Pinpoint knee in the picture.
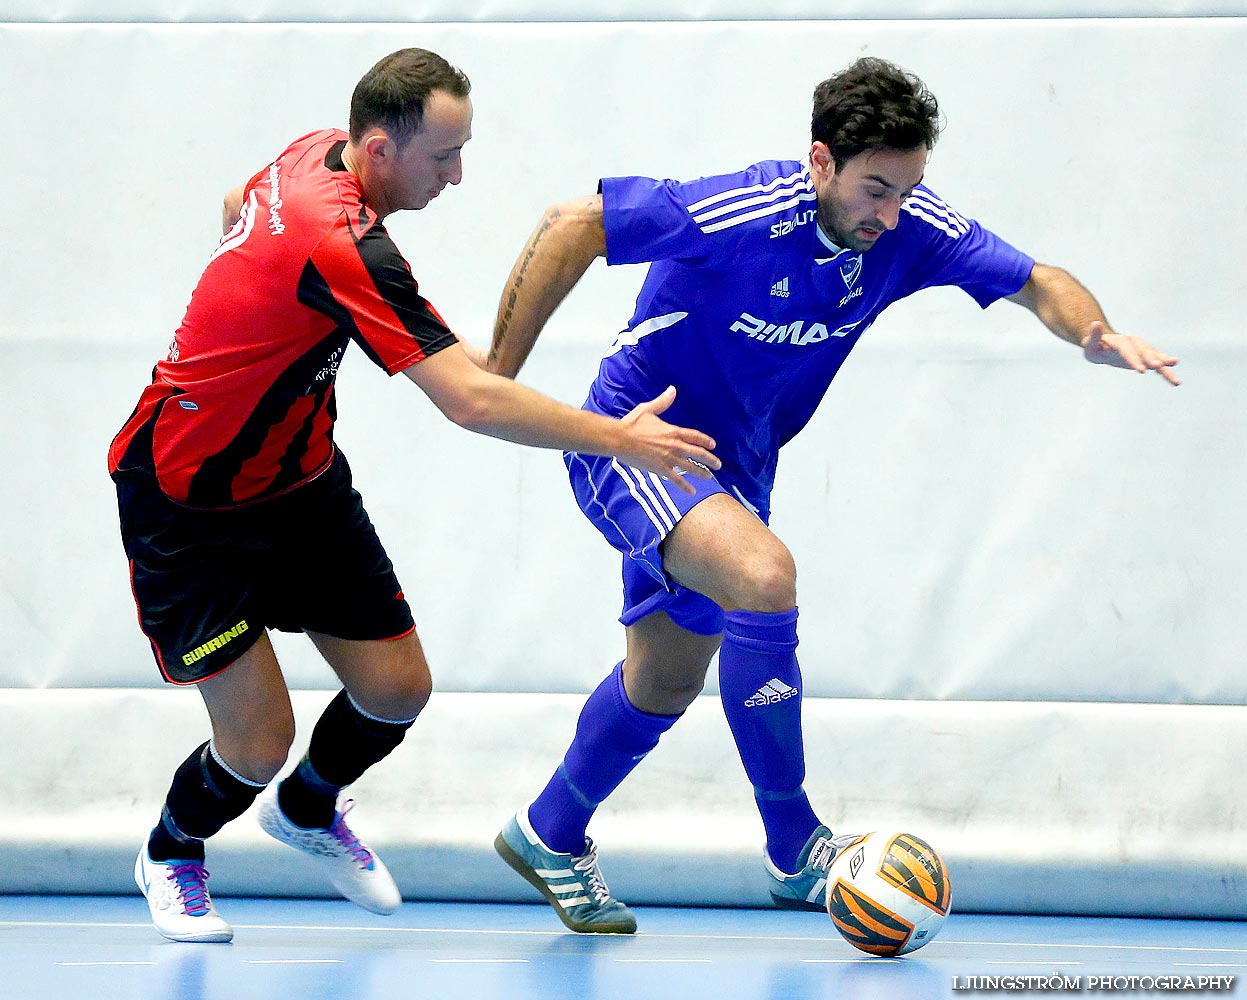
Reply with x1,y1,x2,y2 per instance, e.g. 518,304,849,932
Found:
353,656,433,722
652,675,706,713
729,549,797,613
624,661,709,716
215,714,296,784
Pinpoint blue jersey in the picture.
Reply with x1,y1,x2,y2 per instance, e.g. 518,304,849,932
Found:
591,160,1034,511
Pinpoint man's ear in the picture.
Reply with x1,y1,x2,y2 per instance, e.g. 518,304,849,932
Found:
361,131,395,166
809,141,835,182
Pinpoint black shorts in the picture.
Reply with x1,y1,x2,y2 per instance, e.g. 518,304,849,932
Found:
113,450,414,685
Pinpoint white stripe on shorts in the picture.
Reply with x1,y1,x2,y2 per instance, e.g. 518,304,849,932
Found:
569,453,642,555
646,471,682,522
630,465,683,529
612,459,675,533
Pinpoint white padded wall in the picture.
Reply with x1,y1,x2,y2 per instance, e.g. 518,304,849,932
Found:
5,2,1244,21
1,18,1242,700
0,15,1244,916
6,689,1245,918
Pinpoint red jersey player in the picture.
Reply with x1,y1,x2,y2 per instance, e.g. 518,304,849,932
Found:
111,48,718,944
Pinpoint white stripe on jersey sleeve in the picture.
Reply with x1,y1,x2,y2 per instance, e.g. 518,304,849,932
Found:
901,191,971,238
906,188,969,228
691,180,814,225
208,189,258,264
700,192,817,234
901,200,970,239
685,168,810,214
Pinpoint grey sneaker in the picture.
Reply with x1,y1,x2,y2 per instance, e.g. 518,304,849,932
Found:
494,808,636,934
134,845,233,943
766,825,863,911
257,791,401,915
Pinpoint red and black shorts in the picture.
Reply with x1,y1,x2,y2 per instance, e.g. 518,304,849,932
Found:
113,450,414,685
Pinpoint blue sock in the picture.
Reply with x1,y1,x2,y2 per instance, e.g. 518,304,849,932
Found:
718,607,820,873
528,662,681,855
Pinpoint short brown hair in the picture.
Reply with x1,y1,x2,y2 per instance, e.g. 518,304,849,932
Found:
811,58,941,168
349,48,471,146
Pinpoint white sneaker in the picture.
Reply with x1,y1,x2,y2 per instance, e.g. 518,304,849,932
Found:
257,791,401,915
134,845,233,943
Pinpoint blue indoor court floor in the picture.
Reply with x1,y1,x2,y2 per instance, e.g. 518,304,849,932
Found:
2,895,1243,1000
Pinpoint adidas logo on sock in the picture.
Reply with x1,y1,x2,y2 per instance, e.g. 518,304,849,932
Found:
770,276,790,298
744,678,798,707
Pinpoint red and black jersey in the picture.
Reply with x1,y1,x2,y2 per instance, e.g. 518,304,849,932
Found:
108,129,457,508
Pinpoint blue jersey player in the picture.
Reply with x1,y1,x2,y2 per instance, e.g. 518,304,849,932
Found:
483,58,1179,934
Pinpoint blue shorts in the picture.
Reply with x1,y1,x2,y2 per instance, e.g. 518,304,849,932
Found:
564,451,767,636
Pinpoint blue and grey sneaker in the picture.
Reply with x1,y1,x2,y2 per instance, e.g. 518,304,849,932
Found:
494,808,637,934
766,825,863,911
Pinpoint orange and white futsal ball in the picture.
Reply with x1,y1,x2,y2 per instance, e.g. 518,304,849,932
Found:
825,830,952,956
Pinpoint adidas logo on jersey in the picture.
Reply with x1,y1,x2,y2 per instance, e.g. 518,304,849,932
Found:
770,277,790,298
745,678,798,707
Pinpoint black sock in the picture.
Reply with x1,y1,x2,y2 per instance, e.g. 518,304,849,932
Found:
148,741,265,860
278,690,416,828
147,806,204,863
277,760,338,829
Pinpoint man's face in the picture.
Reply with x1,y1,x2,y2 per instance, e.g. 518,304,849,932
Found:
812,145,928,253
387,89,473,212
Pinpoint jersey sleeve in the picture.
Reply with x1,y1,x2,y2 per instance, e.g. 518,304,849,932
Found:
899,188,1035,308
301,222,458,375
599,174,719,265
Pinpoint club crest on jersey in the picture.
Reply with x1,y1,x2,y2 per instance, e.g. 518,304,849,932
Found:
730,311,860,347
840,254,863,290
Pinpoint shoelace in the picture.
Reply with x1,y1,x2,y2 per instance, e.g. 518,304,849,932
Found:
167,862,211,916
572,842,611,905
805,837,838,874
329,801,374,868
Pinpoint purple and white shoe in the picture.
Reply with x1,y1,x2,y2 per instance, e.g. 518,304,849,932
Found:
134,846,233,942
257,792,401,915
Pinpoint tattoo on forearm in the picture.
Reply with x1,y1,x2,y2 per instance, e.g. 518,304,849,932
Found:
493,209,562,361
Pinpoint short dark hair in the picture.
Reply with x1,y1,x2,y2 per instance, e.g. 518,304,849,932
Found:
811,58,942,168
349,48,471,147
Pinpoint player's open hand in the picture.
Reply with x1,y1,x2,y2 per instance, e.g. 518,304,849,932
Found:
619,386,721,494
1082,322,1180,386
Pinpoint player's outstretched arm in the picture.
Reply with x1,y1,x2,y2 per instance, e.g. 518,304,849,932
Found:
403,343,719,493
1007,262,1180,385
486,194,607,379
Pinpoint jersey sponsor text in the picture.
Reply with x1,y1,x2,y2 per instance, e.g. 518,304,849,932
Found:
730,311,859,346
769,209,817,239
267,161,286,236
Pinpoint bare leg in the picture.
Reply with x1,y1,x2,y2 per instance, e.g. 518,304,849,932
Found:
307,629,432,721
197,631,295,783
622,491,797,714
